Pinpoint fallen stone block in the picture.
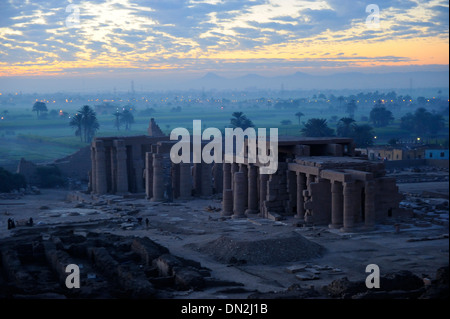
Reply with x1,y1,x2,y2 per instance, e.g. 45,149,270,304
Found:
267,212,283,221
296,274,319,281
286,265,307,274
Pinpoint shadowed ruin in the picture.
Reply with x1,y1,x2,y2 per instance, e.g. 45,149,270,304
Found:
89,119,403,232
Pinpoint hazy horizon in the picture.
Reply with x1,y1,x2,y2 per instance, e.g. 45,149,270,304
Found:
1,67,448,94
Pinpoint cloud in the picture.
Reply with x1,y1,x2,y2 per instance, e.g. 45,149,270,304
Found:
0,0,447,77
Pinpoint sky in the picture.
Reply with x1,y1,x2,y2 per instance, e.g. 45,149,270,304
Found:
0,0,448,92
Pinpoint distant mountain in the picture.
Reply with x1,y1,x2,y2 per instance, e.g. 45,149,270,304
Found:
186,70,449,91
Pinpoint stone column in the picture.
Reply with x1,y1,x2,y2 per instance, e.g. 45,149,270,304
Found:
329,181,343,229
296,172,306,219
342,181,356,231
179,163,192,199
259,172,269,218
306,174,315,188
90,146,97,193
287,170,297,215
223,163,232,190
232,172,246,218
364,181,376,229
239,164,248,210
231,163,239,191
134,159,144,193
222,189,233,216
245,164,258,215
354,182,363,223
213,163,223,194
115,140,128,194
193,163,202,196
145,152,153,199
95,140,107,194
151,153,165,201
110,147,117,193
201,163,212,197
172,163,180,199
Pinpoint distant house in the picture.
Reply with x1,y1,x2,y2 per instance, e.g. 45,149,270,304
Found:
425,149,449,160
365,145,427,161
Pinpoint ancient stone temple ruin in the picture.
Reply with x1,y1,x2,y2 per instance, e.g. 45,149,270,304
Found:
89,120,402,232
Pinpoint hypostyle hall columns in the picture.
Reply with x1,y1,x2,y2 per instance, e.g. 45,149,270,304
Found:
232,171,246,218
364,181,376,229
296,172,306,220
201,163,212,197
115,140,128,194
222,163,233,216
90,145,97,193
95,140,107,194
151,153,165,202
329,181,343,229
259,172,269,218
179,163,192,199
245,164,258,215
145,152,153,199
342,181,356,231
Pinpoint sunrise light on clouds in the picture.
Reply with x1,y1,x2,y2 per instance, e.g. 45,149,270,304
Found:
0,0,448,79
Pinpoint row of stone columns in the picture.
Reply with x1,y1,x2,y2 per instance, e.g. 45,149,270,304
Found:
147,159,224,201
91,139,144,195
179,163,192,199
296,172,306,219
222,163,260,218
328,180,376,231
246,165,258,215
115,140,128,194
94,141,107,194
151,154,165,202
291,170,377,231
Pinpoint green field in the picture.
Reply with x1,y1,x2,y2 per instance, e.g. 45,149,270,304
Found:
0,102,448,171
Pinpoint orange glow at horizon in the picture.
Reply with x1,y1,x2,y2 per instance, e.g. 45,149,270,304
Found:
0,35,447,77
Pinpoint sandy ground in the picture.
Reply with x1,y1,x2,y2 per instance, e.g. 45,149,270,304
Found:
0,180,448,298
398,182,449,197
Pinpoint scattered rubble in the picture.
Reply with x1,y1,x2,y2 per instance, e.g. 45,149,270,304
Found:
0,227,244,298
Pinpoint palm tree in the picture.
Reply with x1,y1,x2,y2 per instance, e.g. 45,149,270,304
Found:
121,109,134,131
32,101,48,119
229,112,254,130
370,105,394,127
70,105,99,143
69,113,83,142
301,118,334,137
113,112,122,131
295,111,304,126
345,99,357,118
352,124,374,148
336,117,356,137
